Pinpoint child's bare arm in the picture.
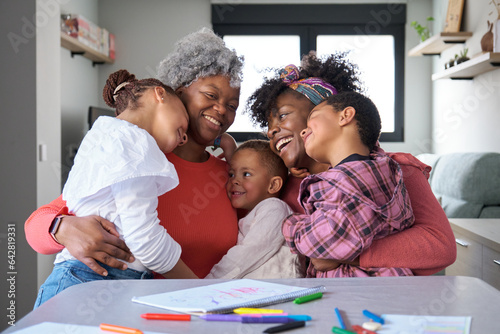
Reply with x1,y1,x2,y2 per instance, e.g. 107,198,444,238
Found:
161,258,199,279
216,133,237,162
310,257,359,272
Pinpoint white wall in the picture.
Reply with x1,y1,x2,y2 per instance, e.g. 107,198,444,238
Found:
431,0,500,154
97,0,211,94
384,0,434,155
60,0,100,186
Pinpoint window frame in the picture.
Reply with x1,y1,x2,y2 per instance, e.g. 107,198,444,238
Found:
212,3,406,142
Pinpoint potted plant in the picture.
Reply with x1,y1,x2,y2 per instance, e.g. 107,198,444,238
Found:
446,54,458,69
455,48,470,65
411,17,434,42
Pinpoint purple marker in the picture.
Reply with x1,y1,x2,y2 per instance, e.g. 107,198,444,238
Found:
199,314,242,322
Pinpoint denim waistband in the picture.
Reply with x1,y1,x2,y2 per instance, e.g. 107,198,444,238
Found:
54,260,153,280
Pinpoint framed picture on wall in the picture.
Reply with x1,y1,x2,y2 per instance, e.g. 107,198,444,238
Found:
444,0,465,32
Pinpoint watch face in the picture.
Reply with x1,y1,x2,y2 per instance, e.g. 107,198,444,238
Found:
50,216,62,234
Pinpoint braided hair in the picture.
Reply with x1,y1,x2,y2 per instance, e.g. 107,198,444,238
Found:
103,69,175,115
246,51,363,129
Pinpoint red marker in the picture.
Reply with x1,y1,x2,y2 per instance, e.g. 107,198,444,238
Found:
352,325,377,334
141,313,191,321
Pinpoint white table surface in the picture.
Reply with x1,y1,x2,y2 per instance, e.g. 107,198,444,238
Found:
3,276,499,333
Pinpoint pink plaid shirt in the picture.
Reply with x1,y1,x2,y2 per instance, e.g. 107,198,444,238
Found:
283,152,414,277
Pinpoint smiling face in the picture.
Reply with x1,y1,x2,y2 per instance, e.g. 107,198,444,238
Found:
150,93,189,154
176,75,240,146
301,101,340,164
226,148,275,211
266,91,316,170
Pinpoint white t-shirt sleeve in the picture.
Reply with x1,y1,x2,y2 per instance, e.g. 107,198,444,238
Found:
111,176,181,274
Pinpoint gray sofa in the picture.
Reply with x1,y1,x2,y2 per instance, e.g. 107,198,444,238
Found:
416,152,500,218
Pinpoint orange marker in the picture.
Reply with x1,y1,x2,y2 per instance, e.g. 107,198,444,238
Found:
141,313,191,321
100,323,143,334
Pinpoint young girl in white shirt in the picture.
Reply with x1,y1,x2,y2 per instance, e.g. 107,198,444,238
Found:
35,69,197,308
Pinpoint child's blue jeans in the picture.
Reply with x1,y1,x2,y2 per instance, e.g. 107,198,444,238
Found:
34,260,153,309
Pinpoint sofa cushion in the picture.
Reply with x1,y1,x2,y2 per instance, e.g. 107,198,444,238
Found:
431,153,500,205
437,195,484,218
479,206,500,218
417,152,500,218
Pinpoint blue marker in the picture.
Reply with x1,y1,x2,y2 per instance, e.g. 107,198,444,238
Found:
362,309,385,324
334,308,346,329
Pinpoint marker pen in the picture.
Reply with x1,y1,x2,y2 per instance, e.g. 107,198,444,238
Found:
293,292,323,304
140,313,191,321
263,321,306,333
362,310,385,324
99,323,143,334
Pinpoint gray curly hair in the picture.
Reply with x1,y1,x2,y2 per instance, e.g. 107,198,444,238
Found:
157,28,244,90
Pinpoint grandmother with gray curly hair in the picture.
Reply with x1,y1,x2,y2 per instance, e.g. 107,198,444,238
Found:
25,28,246,279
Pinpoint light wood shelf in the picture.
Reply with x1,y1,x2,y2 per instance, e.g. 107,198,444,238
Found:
432,52,500,80
408,32,472,57
60,32,114,65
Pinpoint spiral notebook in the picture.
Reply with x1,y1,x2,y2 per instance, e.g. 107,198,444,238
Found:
132,279,326,314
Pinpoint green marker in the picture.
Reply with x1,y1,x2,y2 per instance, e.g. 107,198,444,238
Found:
293,292,323,304
332,327,356,334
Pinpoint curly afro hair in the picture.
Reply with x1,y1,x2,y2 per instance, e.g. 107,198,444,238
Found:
325,91,381,151
157,28,244,89
246,51,363,129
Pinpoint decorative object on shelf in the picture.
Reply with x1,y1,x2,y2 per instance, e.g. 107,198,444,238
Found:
60,13,114,66
490,0,500,52
410,17,434,42
60,14,113,59
481,20,494,52
60,14,77,36
455,48,470,65
407,32,472,57
445,54,459,69
433,52,500,80
444,0,465,33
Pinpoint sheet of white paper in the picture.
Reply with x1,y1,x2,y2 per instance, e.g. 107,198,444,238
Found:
10,322,167,334
379,314,472,334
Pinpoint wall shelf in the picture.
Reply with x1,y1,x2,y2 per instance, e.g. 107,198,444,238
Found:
60,32,114,66
408,32,472,57
432,52,500,80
